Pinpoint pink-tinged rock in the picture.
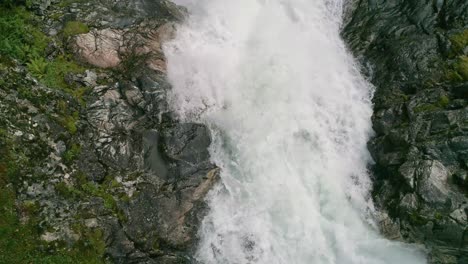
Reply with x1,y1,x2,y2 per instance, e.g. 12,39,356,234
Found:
73,29,124,68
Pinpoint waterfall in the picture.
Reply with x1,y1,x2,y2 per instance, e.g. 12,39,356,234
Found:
163,0,427,263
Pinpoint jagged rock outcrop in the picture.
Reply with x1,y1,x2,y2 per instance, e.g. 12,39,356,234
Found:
344,0,468,263
0,0,216,263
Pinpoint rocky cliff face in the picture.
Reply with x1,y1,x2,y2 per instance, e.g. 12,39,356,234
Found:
344,0,467,263
0,1,217,263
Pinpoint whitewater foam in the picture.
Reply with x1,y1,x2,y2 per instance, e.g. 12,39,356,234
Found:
164,0,427,263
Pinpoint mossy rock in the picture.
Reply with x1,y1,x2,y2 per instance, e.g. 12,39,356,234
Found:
63,21,89,38
449,29,468,56
454,56,468,81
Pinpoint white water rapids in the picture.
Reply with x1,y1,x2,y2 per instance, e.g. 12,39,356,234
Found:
164,0,427,263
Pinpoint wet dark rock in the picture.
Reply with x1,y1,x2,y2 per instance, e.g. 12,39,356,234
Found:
1,0,217,263
344,0,468,263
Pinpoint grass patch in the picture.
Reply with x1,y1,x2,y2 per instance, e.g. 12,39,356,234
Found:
40,55,86,91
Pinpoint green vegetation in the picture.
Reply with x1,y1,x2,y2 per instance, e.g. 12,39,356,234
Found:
414,95,450,113
59,110,79,135
0,128,106,263
449,29,468,56
434,212,444,221
27,57,48,77
54,174,128,223
63,143,81,163
0,5,48,61
444,30,468,82
82,182,118,211
58,0,86,8
438,95,450,108
454,56,468,81
55,181,80,199
408,211,428,226
0,5,88,99
70,224,107,262
414,103,440,113
63,21,89,38
81,178,128,223
41,55,86,89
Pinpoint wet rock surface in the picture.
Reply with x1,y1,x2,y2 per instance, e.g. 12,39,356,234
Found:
0,0,216,263
344,0,468,263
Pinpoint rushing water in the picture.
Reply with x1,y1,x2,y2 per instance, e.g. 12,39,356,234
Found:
164,0,427,263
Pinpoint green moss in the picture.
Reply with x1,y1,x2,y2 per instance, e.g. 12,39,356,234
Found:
0,142,105,263
49,12,63,21
413,103,440,113
82,182,117,211
58,0,86,8
444,55,468,83
413,95,451,113
454,56,468,81
444,69,464,82
408,212,428,226
22,200,40,215
438,95,450,108
434,212,444,221
62,21,89,38
63,143,81,163
55,182,82,199
80,179,128,223
0,6,88,104
71,224,106,261
59,111,79,135
449,29,468,56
